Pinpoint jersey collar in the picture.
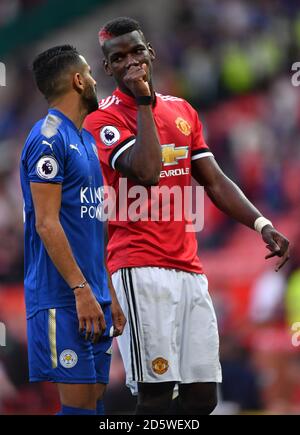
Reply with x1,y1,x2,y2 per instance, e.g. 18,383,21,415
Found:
113,88,157,108
48,108,81,134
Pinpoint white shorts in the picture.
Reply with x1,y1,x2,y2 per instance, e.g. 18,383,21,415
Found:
112,267,222,394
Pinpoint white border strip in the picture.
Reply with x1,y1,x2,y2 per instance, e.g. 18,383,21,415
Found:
191,152,214,161
111,139,136,169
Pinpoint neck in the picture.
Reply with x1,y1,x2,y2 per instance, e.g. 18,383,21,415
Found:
50,94,88,130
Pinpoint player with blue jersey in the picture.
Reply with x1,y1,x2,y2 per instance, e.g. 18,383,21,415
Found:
20,45,126,415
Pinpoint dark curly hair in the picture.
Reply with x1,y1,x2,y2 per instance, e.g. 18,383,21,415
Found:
32,45,81,101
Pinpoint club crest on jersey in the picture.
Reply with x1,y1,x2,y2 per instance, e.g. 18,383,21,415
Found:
161,144,189,166
152,357,169,375
100,126,120,146
59,349,78,368
175,117,191,136
36,155,59,179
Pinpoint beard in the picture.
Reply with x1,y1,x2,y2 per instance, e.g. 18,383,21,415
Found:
82,84,99,114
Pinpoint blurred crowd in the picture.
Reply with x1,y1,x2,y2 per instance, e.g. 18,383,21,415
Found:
0,0,45,27
0,0,300,414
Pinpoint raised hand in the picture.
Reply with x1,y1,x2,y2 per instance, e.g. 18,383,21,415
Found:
262,225,290,271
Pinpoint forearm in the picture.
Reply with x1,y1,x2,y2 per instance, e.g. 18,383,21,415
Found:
205,174,262,229
127,105,161,184
36,220,85,288
104,261,118,303
106,268,116,299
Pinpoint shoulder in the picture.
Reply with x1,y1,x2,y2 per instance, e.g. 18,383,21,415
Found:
155,92,185,103
40,112,64,138
156,92,197,115
98,94,122,111
84,95,125,132
27,113,65,146
86,94,122,124
22,115,67,164
81,128,95,143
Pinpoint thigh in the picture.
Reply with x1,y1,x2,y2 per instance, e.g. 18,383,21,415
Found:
93,304,113,385
179,273,222,383
94,383,107,402
113,267,182,388
112,269,137,394
138,381,176,408
27,306,97,383
178,382,218,415
179,382,218,405
57,383,97,409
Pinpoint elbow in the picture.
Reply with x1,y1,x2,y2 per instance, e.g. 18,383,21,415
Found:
35,219,55,237
35,221,48,236
124,151,161,186
133,164,161,186
135,171,160,186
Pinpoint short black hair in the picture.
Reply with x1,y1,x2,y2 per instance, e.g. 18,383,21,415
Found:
99,17,145,50
32,45,82,101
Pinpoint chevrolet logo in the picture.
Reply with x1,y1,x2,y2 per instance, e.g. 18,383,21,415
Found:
161,144,189,166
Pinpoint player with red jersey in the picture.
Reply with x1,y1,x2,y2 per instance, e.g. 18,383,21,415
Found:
87,87,210,275
85,17,290,415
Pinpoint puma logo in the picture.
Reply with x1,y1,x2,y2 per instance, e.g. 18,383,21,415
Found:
69,144,81,155
42,139,55,151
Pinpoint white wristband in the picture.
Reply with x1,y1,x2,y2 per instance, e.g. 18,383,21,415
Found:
254,217,273,233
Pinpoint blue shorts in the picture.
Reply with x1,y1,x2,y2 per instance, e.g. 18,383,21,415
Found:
27,304,113,384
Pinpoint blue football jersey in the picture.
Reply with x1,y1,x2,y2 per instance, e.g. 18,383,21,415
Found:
20,109,111,318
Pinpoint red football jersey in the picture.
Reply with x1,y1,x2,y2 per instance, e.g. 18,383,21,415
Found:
84,89,213,275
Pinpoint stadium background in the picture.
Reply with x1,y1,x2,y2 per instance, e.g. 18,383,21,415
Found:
0,0,299,415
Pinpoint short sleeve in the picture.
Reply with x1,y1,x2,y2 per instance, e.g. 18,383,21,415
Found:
24,130,66,184
84,111,135,170
188,104,214,161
